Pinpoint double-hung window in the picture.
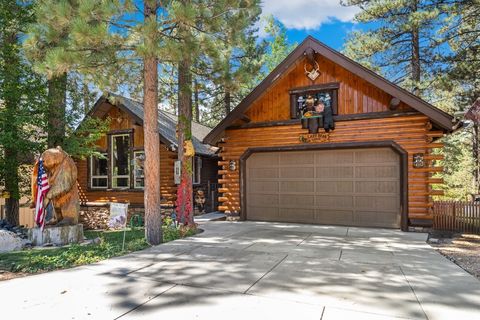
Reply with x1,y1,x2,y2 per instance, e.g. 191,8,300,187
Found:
111,134,130,188
90,153,108,189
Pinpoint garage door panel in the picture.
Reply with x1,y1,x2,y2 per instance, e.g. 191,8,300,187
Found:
246,148,401,228
355,149,398,164
248,206,278,221
249,153,279,167
279,152,314,165
355,166,399,179
354,211,400,228
249,181,279,193
280,167,313,179
315,167,354,178
249,194,279,206
249,168,278,179
279,194,315,207
279,208,315,223
355,181,398,193
315,195,353,208
355,196,399,211
315,209,354,225
315,150,354,165
316,181,354,193
280,181,314,193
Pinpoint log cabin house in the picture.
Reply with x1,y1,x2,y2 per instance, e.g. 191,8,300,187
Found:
204,36,457,230
76,93,219,213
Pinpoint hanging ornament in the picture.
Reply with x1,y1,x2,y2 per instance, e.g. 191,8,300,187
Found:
304,60,320,81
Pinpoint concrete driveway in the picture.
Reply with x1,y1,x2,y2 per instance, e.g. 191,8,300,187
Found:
1,221,480,320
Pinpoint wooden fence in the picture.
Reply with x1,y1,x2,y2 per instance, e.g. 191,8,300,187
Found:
0,198,35,228
433,201,480,234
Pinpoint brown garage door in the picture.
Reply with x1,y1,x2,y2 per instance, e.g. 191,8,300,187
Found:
245,148,401,228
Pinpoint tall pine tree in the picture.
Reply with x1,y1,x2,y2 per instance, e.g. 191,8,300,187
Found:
0,1,47,225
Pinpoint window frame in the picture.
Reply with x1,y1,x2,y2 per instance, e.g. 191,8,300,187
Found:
192,156,202,185
89,152,108,189
289,82,339,119
109,132,132,190
133,150,145,189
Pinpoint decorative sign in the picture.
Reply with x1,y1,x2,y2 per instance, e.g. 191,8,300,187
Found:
299,132,330,143
109,202,128,229
229,160,237,171
304,61,320,81
174,160,181,184
413,153,425,168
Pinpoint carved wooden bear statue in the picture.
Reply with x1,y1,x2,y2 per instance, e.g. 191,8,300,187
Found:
32,147,80,225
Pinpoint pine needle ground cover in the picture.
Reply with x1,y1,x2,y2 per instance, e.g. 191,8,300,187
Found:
0,226,195,275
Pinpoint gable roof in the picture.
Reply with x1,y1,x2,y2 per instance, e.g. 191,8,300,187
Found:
203,36,455,145
89,93,217,156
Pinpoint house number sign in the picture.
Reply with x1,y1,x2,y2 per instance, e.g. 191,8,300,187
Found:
299,132,330,143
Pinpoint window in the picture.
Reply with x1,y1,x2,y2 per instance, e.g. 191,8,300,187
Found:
90,153,108,189
193,156,202,185
289,83,339,119
133,151,145,189
111,134,130,188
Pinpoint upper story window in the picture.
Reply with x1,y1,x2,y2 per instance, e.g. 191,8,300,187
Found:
289,82,339,119
90,153,108,189
111,134,130,188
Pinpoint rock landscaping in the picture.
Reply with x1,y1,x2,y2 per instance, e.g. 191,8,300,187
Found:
428,232,480,279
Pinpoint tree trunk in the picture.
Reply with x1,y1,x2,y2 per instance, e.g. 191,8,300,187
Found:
224,89,231,115
194,79,200,122
176,58,194,226
1,24,20,226
143,1,162,245
4,146,19,226
474,124,480,193
47,73,67,148
411,1,421,96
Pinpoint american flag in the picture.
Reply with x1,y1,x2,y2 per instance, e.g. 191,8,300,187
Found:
34,158,50,230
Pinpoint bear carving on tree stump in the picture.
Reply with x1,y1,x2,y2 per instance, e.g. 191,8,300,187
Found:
31,147,80,225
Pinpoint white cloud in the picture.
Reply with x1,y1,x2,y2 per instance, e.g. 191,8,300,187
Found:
261,0,360,30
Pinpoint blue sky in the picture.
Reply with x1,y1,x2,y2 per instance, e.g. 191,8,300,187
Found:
259,0,363,51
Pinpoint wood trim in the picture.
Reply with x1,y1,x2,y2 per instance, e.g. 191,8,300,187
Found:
203,36,454,145
288,82,340,94
129,130,134,189
107,128,133,135
227,111,421,130
239,140,409,231
107,133,112,189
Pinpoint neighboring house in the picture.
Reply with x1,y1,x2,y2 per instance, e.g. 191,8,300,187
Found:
76,93,219,212
204,36,456,230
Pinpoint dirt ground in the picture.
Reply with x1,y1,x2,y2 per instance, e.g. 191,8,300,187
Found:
0,271,29,281
429,233,480,279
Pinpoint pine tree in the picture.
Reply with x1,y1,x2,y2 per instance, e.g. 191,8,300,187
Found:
261,15,296,75
341,0,445,95
0,1,47,225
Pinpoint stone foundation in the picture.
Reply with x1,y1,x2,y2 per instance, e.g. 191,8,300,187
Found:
28,224,84,246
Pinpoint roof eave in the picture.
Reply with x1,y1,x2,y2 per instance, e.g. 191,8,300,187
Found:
203,36,456,144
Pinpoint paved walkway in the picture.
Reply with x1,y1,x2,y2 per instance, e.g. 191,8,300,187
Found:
2,221,480,319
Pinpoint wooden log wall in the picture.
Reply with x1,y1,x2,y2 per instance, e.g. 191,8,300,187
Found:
218,115,444,223
76,105,177,206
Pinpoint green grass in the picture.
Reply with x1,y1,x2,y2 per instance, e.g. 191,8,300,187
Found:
0,226,194,274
